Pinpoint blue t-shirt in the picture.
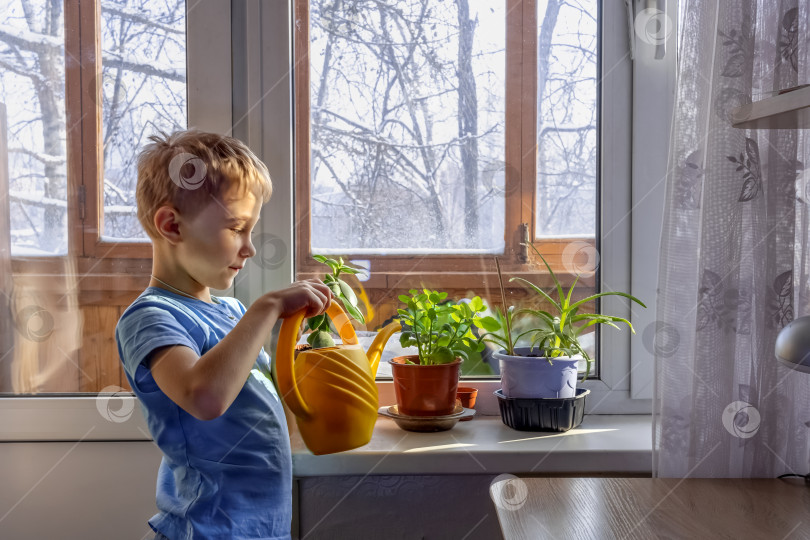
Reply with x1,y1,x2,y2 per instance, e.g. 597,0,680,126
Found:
116,287,292,540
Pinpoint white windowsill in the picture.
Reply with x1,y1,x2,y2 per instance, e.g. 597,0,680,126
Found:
291,414,652,477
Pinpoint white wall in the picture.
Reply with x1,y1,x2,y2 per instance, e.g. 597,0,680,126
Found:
0,442,162,539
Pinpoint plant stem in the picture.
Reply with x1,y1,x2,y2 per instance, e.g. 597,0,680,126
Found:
495,257,515,355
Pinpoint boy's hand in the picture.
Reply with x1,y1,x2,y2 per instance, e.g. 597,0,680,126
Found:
265,279,333,319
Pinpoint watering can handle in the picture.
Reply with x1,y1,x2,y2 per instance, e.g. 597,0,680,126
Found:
275,302,359,419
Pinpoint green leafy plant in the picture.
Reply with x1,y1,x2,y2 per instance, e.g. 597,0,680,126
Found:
479,246,647,380
398,289,487,365
307,255,366,348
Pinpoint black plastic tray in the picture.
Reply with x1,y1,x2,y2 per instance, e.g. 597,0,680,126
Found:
494,388,589,432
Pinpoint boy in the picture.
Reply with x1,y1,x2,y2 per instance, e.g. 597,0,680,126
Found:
116,130,330,539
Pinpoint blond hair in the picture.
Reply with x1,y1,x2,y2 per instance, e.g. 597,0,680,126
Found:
136,129,272,239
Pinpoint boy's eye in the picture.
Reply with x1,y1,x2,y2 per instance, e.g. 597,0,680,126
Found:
231,228,244,234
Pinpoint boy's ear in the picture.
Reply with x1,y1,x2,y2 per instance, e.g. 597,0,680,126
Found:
153,206,182,244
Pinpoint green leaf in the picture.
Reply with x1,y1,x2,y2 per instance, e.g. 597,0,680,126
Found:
337,279,358,307
526,243,565,303
341,298,365,324
483,336,509,349
307,330,335,349
398,294,411,303
427,347,455,365
563,274,580,311
477,316,502,332
325,259,340,274
470,296,484,311
515,308,555,326
312,254,328,264
399,334,418,348
510,277,562,311
568,291,647,313
307,314,325,332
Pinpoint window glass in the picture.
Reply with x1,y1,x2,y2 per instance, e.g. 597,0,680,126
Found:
308,0,505,254
101,0,186,241
0,0,68,256
535,0,598,238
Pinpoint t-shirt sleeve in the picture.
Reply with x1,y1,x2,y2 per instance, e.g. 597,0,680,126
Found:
116,299,207,379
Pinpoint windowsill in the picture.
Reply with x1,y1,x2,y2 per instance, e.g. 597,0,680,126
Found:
291,414,652,477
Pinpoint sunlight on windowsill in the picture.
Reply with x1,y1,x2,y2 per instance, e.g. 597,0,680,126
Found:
498,428,619,444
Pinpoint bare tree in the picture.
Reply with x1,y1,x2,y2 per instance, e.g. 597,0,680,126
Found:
536,0,598,237
0,0,185,251
309,0,502,251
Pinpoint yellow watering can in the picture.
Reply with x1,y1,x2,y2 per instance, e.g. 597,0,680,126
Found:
275,302,401,455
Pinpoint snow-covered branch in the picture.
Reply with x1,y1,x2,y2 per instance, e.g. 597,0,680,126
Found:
102,51,185,82
9,147,65,166
0,57,45,84
101,2,184,35
9,190,67,209
0,25,184,82
0,24,63,55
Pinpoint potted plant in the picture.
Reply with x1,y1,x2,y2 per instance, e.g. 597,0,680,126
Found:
479,245,646,400
303,255,367,349
392,289,486,416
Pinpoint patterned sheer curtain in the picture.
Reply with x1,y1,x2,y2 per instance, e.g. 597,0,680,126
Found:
654,0,810,477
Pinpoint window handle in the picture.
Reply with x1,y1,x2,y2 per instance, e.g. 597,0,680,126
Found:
519,223,529,263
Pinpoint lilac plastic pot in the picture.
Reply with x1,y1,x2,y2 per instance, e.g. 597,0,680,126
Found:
495,347,579,398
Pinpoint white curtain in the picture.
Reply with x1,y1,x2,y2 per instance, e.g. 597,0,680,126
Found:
654,0,810,477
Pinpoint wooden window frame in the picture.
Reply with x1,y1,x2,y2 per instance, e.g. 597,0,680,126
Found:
4,0,231,395
10,1,157,278
292,0,597,290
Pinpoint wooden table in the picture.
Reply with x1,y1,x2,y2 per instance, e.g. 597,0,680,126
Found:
491,477,810,539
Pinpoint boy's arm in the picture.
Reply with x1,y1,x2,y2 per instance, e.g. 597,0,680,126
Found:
147,280,331,421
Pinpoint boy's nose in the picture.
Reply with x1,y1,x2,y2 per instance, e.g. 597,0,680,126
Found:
243,237,257,258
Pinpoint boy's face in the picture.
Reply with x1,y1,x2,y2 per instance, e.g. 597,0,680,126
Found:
177,183,262,291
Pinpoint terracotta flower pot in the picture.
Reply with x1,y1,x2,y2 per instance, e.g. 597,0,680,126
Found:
389,355,462,416
456,386,478,408
456,386,478,421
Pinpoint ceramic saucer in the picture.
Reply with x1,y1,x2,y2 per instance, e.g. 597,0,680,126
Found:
378,404,475,432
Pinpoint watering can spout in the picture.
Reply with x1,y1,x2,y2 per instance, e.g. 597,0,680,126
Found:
367,320,402,376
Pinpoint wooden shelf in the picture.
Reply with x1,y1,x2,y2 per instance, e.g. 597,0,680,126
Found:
731,85,810,129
